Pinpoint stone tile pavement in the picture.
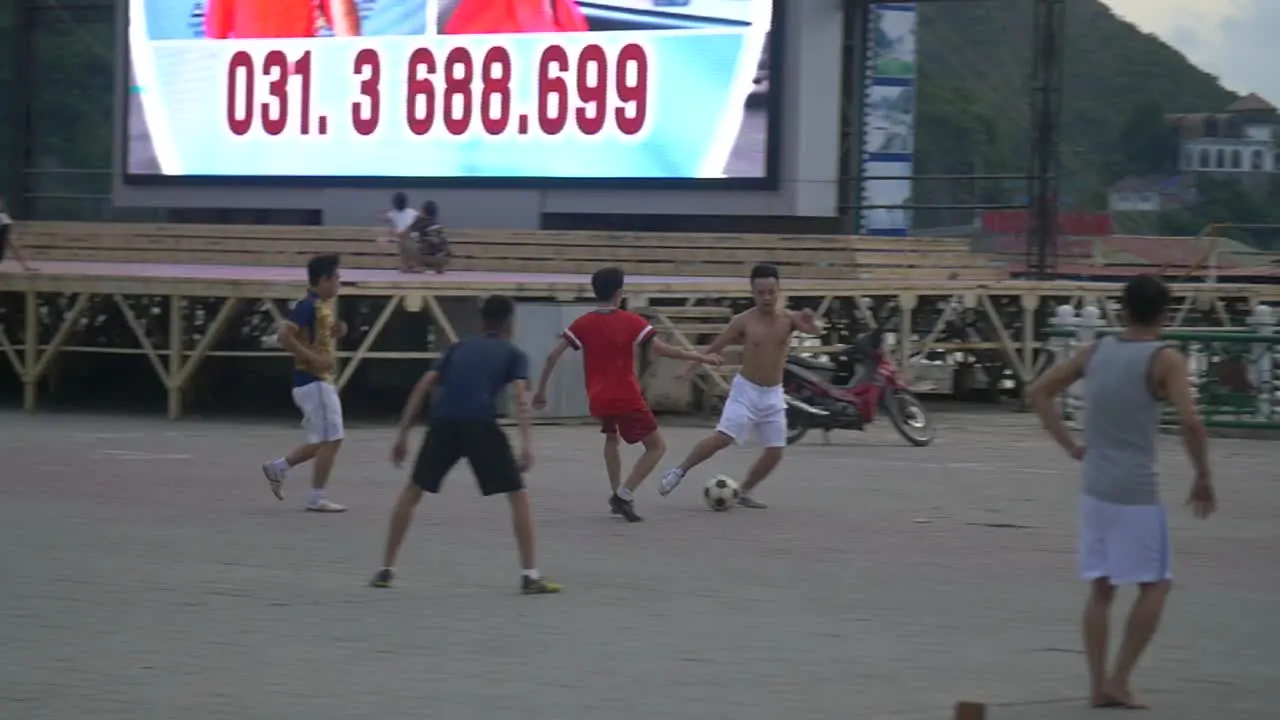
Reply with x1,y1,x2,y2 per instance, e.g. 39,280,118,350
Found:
1,408,1276,720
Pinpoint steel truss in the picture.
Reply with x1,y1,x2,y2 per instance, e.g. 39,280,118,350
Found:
1,273,1275,418
837,0,1066,250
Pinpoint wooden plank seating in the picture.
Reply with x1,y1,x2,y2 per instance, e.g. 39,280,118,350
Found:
11,222,1010,283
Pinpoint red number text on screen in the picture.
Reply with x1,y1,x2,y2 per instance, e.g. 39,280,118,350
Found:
352,48,381,136
296,51,313,135
406,48,437,136
261,50,290,136
537,45,570,135
480,46,513,135
615,43,648,136
226,51,255,136
332,43,652,138
442,47,473,136
225,50,318,136
575,44,608,135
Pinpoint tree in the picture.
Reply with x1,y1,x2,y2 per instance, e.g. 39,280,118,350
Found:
1110,99,1180,181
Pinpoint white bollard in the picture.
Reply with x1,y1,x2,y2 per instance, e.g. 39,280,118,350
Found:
1048,305,1078,422
1048,304,1076,363
1247,305,1276,422
1064,306,1104,427
1078,305,1104,344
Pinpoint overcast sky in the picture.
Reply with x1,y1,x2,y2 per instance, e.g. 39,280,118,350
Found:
1101,0,1276,106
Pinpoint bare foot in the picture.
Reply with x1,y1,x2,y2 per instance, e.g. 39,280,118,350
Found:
1094,681,1149,709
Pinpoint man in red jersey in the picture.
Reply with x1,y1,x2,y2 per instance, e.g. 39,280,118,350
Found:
205,0,361,39
533,267,720,522
443,0,588,34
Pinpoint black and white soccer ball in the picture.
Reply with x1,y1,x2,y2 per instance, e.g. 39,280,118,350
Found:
703,474,740,511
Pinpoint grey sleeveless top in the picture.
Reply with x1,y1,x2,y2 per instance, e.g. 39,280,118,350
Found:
1080,336,1168,505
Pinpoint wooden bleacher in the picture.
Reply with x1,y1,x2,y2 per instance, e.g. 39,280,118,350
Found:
12,223,1010,283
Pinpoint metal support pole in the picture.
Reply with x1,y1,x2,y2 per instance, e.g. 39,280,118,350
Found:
836,0,868,232
1026,0,1065,278
23,291,38,410
10,0,32,214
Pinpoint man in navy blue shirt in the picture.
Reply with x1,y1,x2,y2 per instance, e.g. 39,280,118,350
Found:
370,295,561,595
261,254,349,512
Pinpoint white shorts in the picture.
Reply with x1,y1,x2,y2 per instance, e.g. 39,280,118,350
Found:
1077,495,1171,585
716,375,787,448
291,381,345,444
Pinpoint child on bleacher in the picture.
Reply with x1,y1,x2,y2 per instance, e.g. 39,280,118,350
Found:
0,199,34,272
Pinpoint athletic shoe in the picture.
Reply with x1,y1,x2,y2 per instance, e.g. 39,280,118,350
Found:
262,462,285,501
306,499,347,513
608,493,644,523
658,468,685,496
521,576,563,595
737,495,768,509
369,568,394,588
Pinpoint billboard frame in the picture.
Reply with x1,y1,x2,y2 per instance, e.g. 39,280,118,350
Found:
117,0,785,192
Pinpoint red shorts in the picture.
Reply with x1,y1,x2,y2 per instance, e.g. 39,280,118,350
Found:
599,409,658,444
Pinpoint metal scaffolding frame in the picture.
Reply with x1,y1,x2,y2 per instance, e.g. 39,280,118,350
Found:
1026,0,1066,278
10,0,115,218
838,0,1066,264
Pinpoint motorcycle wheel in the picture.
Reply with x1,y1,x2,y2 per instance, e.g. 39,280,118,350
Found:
784,407,810,446
883,390,935,446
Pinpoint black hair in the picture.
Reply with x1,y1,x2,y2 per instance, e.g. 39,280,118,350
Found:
591,266,626,302
422,200,439,221
481,295,515,331
749,263,780,284
1122,274,1170,326
307,254,341,286
391,192,408,211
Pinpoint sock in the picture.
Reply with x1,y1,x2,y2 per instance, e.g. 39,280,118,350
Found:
309,489,326,504
522,569,540,580
272,458,291,472
616,488,634,502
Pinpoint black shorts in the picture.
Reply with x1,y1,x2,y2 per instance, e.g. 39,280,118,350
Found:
411,420,524,497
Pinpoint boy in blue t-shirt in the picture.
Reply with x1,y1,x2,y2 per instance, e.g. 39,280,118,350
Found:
261,254,348,512
370,295,561,595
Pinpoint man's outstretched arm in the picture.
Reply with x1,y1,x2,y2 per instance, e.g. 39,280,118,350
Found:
533,338,572,407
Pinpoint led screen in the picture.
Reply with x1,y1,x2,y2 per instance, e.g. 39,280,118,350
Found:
124,0,777,182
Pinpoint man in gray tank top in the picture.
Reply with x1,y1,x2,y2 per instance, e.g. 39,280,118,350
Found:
1027,274,1216,709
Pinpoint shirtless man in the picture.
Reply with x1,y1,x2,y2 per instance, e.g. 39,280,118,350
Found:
658,263,822,508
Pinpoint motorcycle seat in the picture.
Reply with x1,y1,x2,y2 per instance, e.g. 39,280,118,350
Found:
787,354,836,371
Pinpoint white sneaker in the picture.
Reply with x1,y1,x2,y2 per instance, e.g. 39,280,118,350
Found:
306,498,346,513
262,462,285,501
658,468,685,497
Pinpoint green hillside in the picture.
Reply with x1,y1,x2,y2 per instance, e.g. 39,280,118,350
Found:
913,0,1238,220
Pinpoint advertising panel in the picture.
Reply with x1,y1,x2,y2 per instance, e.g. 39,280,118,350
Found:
124,0,777,184
860,2,916,236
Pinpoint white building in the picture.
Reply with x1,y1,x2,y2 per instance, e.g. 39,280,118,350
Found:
1170,94,1280,175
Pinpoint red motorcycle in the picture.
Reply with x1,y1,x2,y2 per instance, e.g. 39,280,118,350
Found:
782,322,935,446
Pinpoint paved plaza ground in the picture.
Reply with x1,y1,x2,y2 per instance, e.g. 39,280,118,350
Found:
1,407,1277,720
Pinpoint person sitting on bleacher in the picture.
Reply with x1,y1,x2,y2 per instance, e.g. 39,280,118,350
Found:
381,192,425,273
0,199,34,272
407,201,451,274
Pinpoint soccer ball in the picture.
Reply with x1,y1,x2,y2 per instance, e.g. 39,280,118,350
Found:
703,475,741,511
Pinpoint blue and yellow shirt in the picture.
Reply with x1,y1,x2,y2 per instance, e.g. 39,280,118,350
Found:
287,291,337,387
